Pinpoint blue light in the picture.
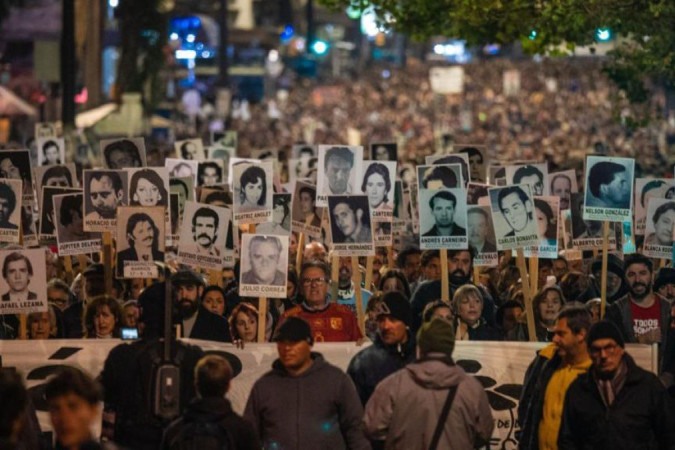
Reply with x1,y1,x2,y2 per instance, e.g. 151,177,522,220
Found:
311,40,328,55
596,27,612,42
529,30,537,40
280,25,294,41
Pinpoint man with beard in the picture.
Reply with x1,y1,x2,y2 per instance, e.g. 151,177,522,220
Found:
606,254,672,369
86,172,124,221
347,292,416,405
333,256,372,315
518,306,592,450
187,207,220,257
170,270,230,342
410,249,495,332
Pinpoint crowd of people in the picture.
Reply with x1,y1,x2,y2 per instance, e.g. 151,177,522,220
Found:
1,56,675,449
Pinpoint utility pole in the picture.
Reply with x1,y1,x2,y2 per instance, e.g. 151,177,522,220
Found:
61,0,76,128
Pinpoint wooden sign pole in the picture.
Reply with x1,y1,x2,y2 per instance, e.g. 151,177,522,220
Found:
103,231,113,294
600,221,610,319
529,256,539,296
440,249,449,301
63,256,74,285
18,222,27,339
295,232,305,273
473,266,481,286
257,298,267,343
330,256,339,303
516,248,537,342
351,257,366,336
364,256,374,292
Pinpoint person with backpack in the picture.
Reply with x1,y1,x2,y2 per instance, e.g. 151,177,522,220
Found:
162,355,260,450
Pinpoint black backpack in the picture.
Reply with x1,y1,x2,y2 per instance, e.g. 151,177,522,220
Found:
167,419,233,450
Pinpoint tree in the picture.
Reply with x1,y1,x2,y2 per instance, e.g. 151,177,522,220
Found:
319,0,675,104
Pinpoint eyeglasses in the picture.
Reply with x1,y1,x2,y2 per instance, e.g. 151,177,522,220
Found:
301,277,327,287
589,343,619,356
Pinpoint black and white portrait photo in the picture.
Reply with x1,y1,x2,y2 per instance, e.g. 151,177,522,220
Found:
83,170,128,232
127,168,169,208
583,155,635,221
257,193,292,236
292,144,317,160
370,142,397,162
488,184,539,250
166,158,198,183
418,188,468,250
211,130,237,149
426,153,470,187
175,138,205,161
523,196,560,259
238,234,289,298
417,164,462,190
0,179,22,243
34,164,78,209
569,192,617,250
316,145,363,206
506,164,548,196
467,183,490,206
34,122,57,139
633,178,674,235
548,169,578,210
197,160,225,187
170,177,195,224
53,193,101,256
116,206,165,278
39,186,80,241
101,137,146,169
177,201,231,270
232,160,273,224
361,161,397,216
327,195,375,256
456,145,488,184
0,149,33,201
0,249,47,315
36,137,65,166
467,206,498,266
291,181,323,238
643,198,675,259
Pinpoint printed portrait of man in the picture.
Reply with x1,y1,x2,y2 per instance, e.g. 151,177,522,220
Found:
0,151,32,198
179,140,202,160
2,252,37,301
431,155,469,186
422,190,466,237
458,146,485,183
371,143,397,162
169,161,195,179
645,201,675,247
298,185,321,227
420,166,459,190
0,183,18,230
550,173,573,210
198,161,223,186
86,172,125,221
322,146,355,196
41,165,74,188
170,178,190,220
467,207,496,254
586,160,631,209
189,207,221,257
330,197,372,244
497,186,535,237
241,235,285,286
40,139,62,166
512,165,545,196
116,213,164,276
103,139,143,169
57,194,92,243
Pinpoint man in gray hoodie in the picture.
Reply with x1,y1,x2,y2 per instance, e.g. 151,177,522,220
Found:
244,317,371,450
364,318,493,450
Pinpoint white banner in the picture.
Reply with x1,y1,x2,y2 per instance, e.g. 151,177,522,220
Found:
0,339,655,448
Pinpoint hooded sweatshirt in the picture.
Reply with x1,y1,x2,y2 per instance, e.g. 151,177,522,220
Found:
244,353,371,450
364,356,494,450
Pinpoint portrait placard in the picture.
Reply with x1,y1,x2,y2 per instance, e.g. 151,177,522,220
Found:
467,205,498,267
417,164,463,190
547,169,578,210
455,145,487,183
0,149,33,202
34,122,58,139
360,160,397,222
238,233,288,298
228,157,260,187
642,198,675,259
257,193,292,236
40,186,80,241
327,195,375,256
291,181,323,239
34,164,78,208
174,138,205,161
316,145,363,207
291,144,317,160
100,137,147,169
633,178,675,235
170,176,195,226
115,206,165,278
0,248,47,315
83,170,128,232
288,157,319,186
488,164,506,186
166,158,198,183
369,142,397,162
197,160,225,187
426,154,470,187
467,183,490,205
36,137,65,166
570,193,617,250
206,145,234,168
392,181,406,235
505,163,548,196
488,185,539,250
53,192,101,255
524,196,560,259
178,201,231,271
232,160,273,224
211,130,237,149
583,156,635,222
419,188,468,250
0,178,22,243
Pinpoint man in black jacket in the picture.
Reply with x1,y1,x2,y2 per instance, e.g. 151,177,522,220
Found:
559,320,675,449
347,292,416,405
162,355,260,449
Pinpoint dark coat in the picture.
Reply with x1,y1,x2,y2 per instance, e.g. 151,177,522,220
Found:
558,354,675,450
62,300,84,338
187,306,231,342
162,397,261,450
347,334,417,405
422,224,467,237
517,344,562,450
1,291,37,301
466,320,503,341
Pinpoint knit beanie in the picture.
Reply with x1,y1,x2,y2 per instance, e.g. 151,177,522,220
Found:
417,318,456,357
586,320,625,348
375,291,413,327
